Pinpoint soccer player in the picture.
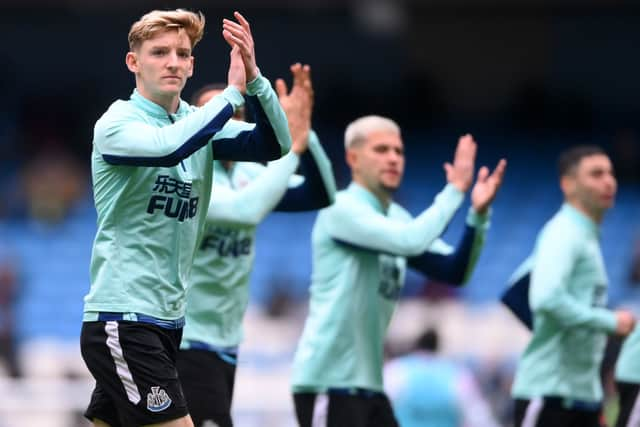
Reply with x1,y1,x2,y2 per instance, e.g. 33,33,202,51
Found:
176,64,336,427
80,9,291,427
509,146,635,427
291,115,507,427
384,328,500,427
614,328,640,427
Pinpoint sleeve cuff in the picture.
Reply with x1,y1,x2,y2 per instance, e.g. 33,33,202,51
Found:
466,207,491,228
221,86,245,110
282,150,301,166
246,73,268,96
595,309,618,333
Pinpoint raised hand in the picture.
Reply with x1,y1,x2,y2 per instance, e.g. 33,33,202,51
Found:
275,63,314,154
222,12,258,82
227,45,246,93
444,134,477,193
471,158,507,214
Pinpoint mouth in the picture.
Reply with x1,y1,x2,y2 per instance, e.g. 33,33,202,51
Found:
162,76,181,80
599,193,615,205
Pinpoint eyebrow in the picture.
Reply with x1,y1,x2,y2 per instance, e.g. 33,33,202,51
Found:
147,45,192,54
373,142,403,149
587,166,612,173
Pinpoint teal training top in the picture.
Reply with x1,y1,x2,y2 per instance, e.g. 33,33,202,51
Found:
83,76,291,321
291,182,489,392
615,326,640,383
182,131,335,349
511,203,617,402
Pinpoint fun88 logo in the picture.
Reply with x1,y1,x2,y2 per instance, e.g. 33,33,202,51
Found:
147,175,199,222
200,227,252,257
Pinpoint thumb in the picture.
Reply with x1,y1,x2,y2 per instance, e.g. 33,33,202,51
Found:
476,166,489,182
229,44,241,59
275,78,288,99
443,162,453,176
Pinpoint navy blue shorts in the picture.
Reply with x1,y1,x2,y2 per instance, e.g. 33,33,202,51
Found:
615,381,640,427
80,315,189,426
293,389,399,427
177,347,237,427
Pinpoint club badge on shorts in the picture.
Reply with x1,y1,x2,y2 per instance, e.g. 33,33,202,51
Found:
147,386,172,412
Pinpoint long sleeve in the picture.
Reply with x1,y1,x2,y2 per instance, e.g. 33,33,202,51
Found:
408,208,489,285
530,228,617,332
275,130,336,212
206,131,336,225
211,75,292,162
325,184,464,257
205,153,299,226
96,87,244,166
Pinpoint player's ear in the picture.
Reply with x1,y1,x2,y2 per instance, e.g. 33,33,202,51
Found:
187,56,194,78
346,148,358,170
560,175,576,198
126,51,139,73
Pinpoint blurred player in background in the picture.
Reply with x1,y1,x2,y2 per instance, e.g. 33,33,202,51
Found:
177,64,336,427
291,115,506,427
509,146,635,427
80,9,291,427
384,327,500,427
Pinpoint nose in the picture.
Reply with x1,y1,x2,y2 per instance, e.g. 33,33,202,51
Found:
388,150,401,164
166,52,179,69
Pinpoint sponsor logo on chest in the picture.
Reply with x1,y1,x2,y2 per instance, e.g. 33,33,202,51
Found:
200,227,252,258
147,174,199,222
378,254,404,301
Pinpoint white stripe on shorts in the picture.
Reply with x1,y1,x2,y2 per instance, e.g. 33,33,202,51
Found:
105,321,141,404
627,388,640,427
521,397,544,427
311,393,329,427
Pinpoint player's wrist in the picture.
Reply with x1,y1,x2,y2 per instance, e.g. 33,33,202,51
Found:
472,203,489,215
290,138,308,154
246,66,260,84
449,179,469,193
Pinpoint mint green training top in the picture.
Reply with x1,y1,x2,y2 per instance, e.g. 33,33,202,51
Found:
83,76,291,321
292,182,489,392
616,327,640,384
511,203,617,403
182,131,336,350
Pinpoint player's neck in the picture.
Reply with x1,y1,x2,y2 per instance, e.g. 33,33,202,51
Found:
375,190,392,210
137,85,181,113
354,178,392,210
566,199,604,224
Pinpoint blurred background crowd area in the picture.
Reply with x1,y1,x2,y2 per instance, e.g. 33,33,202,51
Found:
1,0,640,426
